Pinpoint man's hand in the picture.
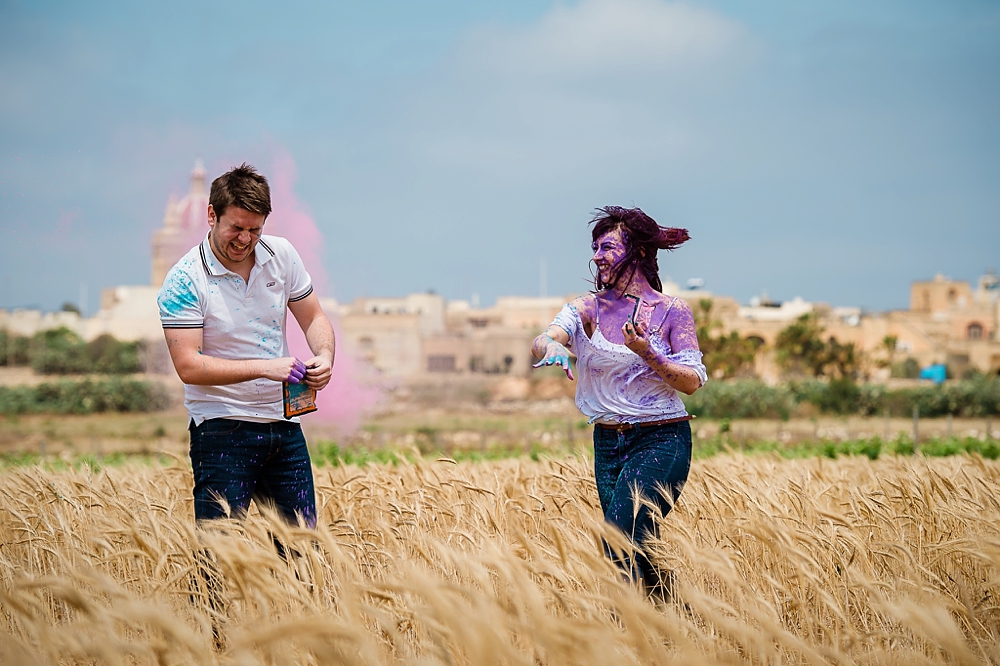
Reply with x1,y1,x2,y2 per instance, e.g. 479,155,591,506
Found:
303,351,333,390
263,357,309,383
165,328,309,387
288,292,336,391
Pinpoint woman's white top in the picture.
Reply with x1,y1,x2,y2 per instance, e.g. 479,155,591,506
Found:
551,297,707,425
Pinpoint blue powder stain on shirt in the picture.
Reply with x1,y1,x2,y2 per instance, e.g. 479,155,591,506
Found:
158,270,199,317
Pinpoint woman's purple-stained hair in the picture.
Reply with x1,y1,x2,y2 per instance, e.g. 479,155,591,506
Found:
589,206,689,293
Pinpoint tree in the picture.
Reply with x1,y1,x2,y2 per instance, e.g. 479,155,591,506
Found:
774,314,863,379
820,337,861,380
694,299,763,379
774,314,827,377
875,334,898,370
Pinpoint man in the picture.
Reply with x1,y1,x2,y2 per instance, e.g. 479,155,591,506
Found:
157,163,335,528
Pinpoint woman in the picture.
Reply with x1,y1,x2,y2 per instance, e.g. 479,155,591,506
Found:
530,205,706,599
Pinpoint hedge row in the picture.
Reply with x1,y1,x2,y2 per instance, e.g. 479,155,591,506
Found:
0,327,143,374
683,377,1000,419
693,434,1000,461
0,378,172,415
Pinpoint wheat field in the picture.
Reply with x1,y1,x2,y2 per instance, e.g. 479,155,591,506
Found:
2,452,999,665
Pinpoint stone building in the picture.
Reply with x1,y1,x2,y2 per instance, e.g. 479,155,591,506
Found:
331,293,570,378
150,160,209,288
703,272,1000,378
895,272,1000,375
3,159,997,380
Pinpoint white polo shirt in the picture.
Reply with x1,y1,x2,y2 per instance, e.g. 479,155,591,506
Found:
157,234,314,425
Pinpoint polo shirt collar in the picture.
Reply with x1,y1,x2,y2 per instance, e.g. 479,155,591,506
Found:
199,234,276,276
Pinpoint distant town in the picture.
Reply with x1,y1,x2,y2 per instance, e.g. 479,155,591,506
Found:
2,162,998,382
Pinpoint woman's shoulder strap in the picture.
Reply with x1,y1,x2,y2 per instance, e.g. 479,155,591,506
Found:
653,296,678,331
571,294,599,322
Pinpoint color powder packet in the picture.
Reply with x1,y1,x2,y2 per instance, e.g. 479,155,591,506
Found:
283,381,317,418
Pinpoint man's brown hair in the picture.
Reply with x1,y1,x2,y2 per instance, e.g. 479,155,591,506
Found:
209,163,272,219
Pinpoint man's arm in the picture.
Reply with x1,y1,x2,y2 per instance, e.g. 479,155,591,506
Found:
163,327,306,386
288,292,336,390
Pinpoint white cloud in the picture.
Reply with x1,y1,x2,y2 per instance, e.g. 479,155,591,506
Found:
400,0,753,183
466,0,748,78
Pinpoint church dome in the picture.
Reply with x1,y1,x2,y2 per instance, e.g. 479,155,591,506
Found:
151,160,210,286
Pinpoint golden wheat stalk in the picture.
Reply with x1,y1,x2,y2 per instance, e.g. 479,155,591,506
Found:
1,454,999,664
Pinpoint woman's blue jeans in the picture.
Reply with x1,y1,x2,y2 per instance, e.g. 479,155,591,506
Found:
593,420,692,593
189,418,317,528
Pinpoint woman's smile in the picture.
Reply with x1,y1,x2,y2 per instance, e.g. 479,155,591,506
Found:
592,228,628,286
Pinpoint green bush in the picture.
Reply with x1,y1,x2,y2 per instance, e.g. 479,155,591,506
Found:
31,328,91,374
0,327,143,375
891,357,921,379
972,438,1000,460
693,432,997,462
855,383,887,416
818,378,861,414
312,441,411,467
689,378,1000,417
920,436,1000,459
0,378,171,415
683,379,796,419
87,334,143,374
885,378,1000,417
0,330,30,366
815,438,880,460
891,434,916,456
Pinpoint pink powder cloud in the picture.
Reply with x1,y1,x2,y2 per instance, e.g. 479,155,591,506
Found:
266,148,383,434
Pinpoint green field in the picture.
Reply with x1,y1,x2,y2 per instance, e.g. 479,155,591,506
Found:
3,408,996,469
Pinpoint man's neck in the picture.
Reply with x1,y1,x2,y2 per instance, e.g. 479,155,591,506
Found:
208,234,255,280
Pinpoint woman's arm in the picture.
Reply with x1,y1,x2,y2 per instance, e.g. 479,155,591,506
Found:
622,298,704,395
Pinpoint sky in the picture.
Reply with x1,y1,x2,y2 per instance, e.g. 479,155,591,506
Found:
1,0,998,315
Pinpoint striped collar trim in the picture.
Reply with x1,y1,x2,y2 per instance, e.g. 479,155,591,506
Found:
258,238,276,257
200,234,277,276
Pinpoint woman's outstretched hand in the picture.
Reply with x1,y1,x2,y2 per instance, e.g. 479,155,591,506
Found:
532,338,575,380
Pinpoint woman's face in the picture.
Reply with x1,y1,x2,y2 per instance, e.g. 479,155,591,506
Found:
591,227,628,286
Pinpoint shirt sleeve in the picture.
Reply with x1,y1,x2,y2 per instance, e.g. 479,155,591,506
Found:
283,240,314,303
663,298,707,386
668,349,708,387
550,304,578,346
158,266,203,329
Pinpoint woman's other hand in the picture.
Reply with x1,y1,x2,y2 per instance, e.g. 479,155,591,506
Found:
532,337,575,380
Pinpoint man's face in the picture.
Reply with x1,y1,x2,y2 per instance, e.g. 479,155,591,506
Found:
207,205,265,268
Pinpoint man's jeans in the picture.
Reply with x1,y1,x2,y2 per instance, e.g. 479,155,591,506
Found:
189,418,317,528
593,420,692,594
